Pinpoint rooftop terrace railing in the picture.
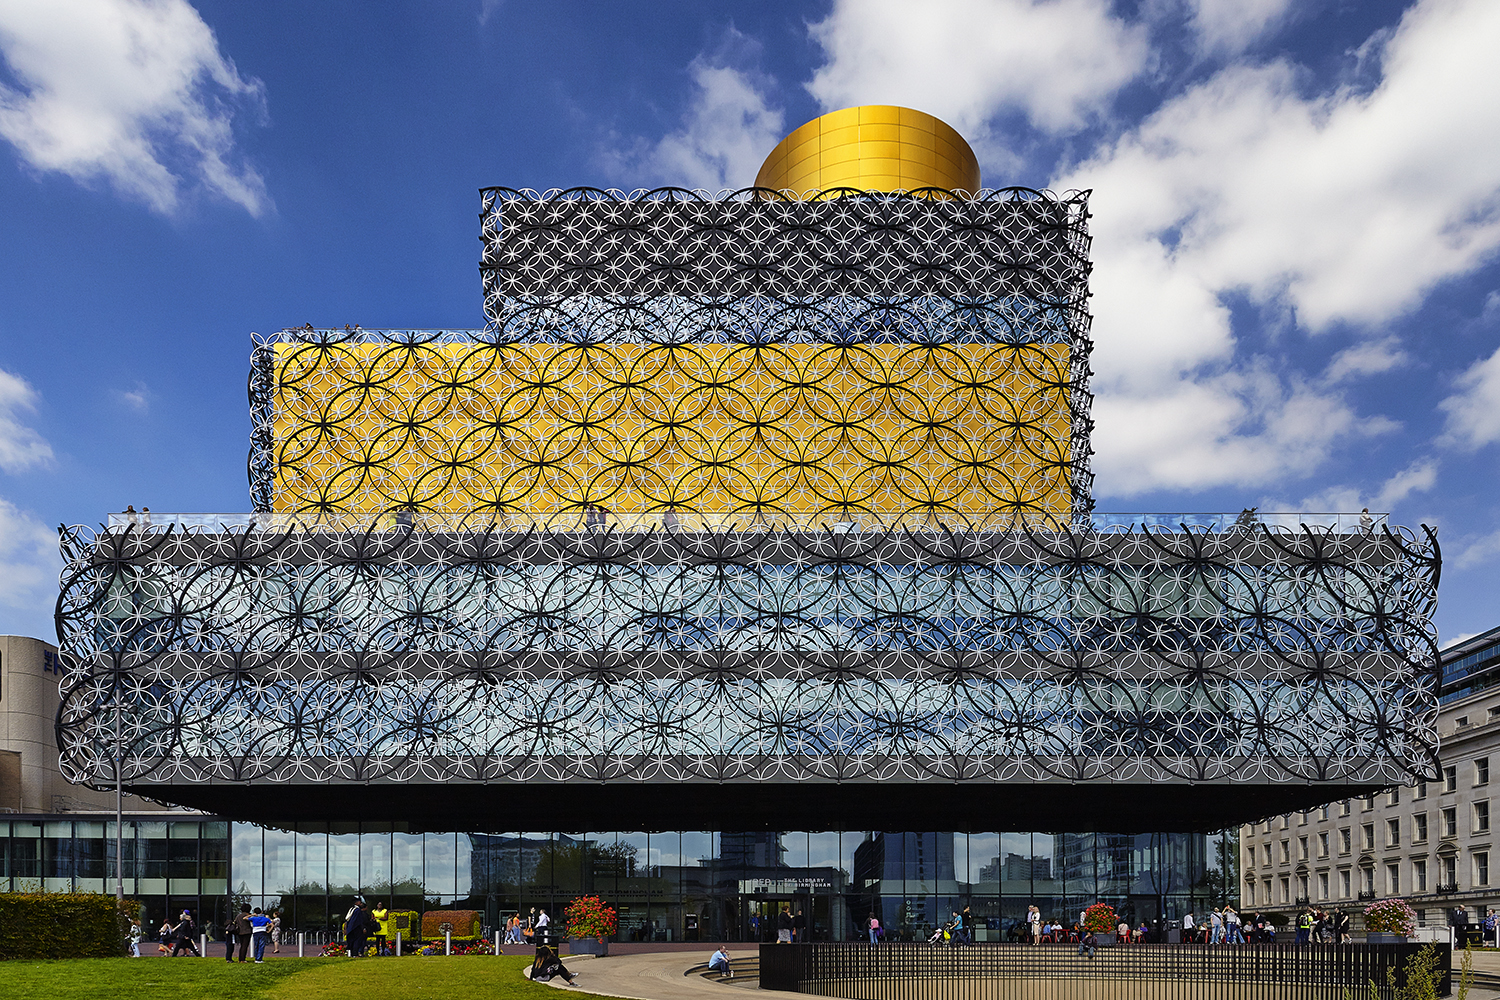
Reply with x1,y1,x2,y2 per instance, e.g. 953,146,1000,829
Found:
99,510,1392,535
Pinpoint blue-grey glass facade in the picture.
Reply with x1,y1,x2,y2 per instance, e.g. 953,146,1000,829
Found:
1,820,1230,943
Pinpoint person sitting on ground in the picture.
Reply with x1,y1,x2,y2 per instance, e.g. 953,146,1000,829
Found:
709,946,733,977
530,944,578,986
1077,929,1098,958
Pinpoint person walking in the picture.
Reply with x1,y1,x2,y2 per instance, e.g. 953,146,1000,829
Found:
346,900,372,957
171,910,200,957
792,908,806,943
1182,911,1194,943
868,914,881,944
129,918,142,957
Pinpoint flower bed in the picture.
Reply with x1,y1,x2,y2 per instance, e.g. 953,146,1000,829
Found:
1363,898,1417,937
1082,903,1119,934
564,895,618,941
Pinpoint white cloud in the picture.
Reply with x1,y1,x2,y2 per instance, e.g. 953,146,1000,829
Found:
806,0,1148,137
0,0,269,216
1282,458,1439,514
1054,0,1500,494
0,497,59,640
1455,528,1500,571
0,367,52,472
1439,344,1500,450
604,33,785,192
1177,0,1295,56
113,380,150,413
1324,337,1409,384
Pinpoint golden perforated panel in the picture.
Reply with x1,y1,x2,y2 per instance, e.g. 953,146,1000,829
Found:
754,106,981,196
270,341,1074,523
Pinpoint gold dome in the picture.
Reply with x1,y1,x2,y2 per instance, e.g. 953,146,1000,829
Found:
755,105,980,196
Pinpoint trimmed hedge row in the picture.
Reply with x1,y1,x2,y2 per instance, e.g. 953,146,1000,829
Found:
0,893,137,959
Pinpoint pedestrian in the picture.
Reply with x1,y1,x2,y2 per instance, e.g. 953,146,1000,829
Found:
1182,911,1194,943
1332,909,1351,944
1224,906,1243,944
777,905,794,944
868,914,881,944
1029,905,1042,945
1209,908,1224,945
129,918,142,957
961,905,974,946
346,900,372,957
708,945,733,977
250,907,271,963
1295,908,1313,945
270,910,281,953
171,910,200,957
228,903,252,962
372,901,390,955
793,908,806,943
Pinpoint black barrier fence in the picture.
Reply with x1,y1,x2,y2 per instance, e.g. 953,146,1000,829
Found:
758,942,1452,999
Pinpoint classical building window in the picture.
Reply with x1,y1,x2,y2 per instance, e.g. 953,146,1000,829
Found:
1415,813,1428,842
1299,874,1309,899
1444,856,1458,888
1444,808,1458,838
1387,818,1400,847
1387,863,1400,895
1299,836,1308,861
1318,832,1329,858
1340,828,1352,854
1246,846,1255,868
1340,869,1352,898
1414,858,1427,892
1445,766,1458,793
1362,867,1376,895
1341,800,1352,817
1362,824,1375,851
1475,801,1490,834
1280,840,1290,863
1389,788,1401,807
1476,852,1490,888
1318,872,1329,899
1478,758,1490,786
1363,794,1376,811
1320,805,1331,821
1416,781,1427,800
1280,877,1290,903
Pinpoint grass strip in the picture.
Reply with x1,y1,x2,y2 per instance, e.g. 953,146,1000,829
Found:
0,956,317,1000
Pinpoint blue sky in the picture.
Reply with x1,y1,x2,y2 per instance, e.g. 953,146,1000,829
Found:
0,0,1496,646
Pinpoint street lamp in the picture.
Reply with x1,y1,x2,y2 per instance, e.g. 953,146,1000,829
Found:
113,692,124,904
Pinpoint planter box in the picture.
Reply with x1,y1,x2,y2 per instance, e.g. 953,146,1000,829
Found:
568,938,609,957
1093,933,1116,946
1364,933,1409,944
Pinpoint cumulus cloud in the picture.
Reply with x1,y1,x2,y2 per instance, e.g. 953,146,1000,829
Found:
0,367,52,472
1439,344,1500,450
806,0,1147,137
0,0,270,216
0,497,59,640
1055,0,1500,494
603,31,783,191
1281,458,1439,515
1176,0,1295,56
1324,337,1409,384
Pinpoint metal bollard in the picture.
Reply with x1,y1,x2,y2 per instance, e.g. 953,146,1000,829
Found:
445,930,451,955
200,933,207,957
298,931,305,958
396,931,402,957
495,930,501,954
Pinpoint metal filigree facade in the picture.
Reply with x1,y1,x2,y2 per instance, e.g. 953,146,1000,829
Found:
57,187,1442,822
55,519,1440,791
250,188,1094,521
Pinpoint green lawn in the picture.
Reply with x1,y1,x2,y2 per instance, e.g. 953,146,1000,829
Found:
0,955,591,1000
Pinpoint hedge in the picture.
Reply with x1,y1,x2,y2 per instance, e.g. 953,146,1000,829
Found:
0,893,137,959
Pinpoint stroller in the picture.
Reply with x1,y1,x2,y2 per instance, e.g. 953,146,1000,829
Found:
926,920,957,946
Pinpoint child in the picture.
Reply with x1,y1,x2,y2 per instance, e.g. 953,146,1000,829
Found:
129,919,142,957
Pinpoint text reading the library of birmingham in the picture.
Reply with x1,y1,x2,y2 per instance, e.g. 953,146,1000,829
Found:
52,189,1440,792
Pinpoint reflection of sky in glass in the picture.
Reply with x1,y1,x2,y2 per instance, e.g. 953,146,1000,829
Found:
425,832,457,897
231,823,262,894
809,832,841,872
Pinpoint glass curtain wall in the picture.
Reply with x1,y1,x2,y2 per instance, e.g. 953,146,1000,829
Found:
0,823,1232,944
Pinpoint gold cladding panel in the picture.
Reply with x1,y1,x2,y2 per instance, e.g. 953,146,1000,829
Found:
755,105,981,196
270,342,1072,520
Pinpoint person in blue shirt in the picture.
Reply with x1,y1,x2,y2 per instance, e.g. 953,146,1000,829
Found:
249,907,272,963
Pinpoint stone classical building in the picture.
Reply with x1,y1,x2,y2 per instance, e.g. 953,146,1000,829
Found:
1242,624,1500,935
